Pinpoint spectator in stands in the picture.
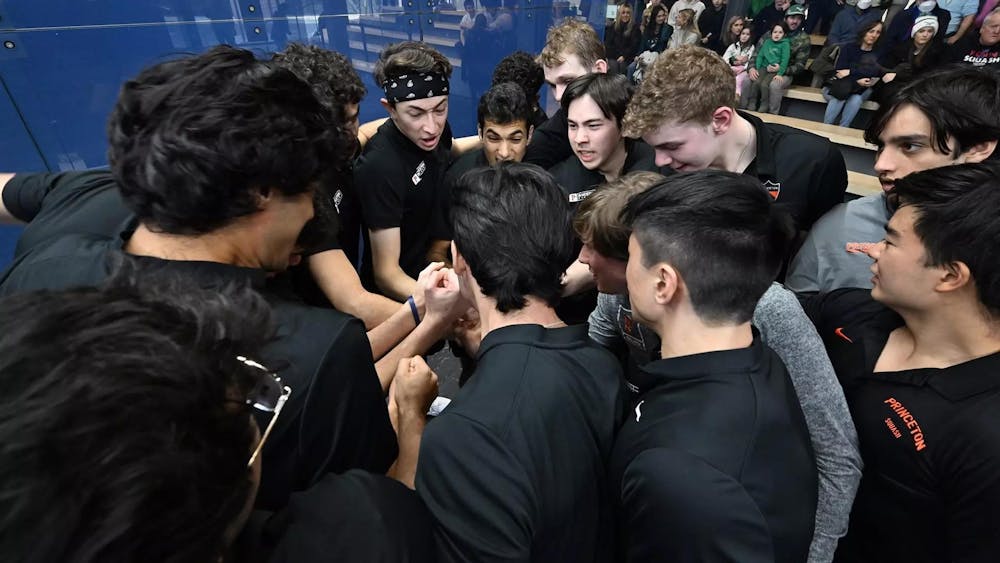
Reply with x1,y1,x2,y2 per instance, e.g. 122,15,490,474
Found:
528,19,608,169
805,0,845,35
938,0,980,44
804,162,1000,563
415,163,626,563
576,171,861,563
725,26,758,96
458,0,477,46
949,7,1000,69
740,23,791,112
444,82,533,185
787,67,1000,293
875,15,947,105
667,8,702,47
0,276,439,562
0,46,463,511
827,0,883,47
625,45,848,234
753,0,791,39
272,43,414,351
611,170,817,563
884,0,951,51
821,20,885,127
746,4,811,114
550,74,659,206
639,4,673,56
356,41,455,301
604,2,642,75
668,0,706,26
698,0,728,52
492,50,548,128
720,14,748,55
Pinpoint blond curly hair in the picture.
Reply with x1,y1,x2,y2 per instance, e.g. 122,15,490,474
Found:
623,45,735,137
536,19,606,70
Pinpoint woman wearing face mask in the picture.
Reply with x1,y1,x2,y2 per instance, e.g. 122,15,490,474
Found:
822,20,886,127
875,15,947,104
884,0,952,50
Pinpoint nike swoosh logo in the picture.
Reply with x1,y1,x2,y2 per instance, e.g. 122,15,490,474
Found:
834,327,853,343
635,400,645,422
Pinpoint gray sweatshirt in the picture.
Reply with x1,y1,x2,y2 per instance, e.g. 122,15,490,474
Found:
589,283,862,563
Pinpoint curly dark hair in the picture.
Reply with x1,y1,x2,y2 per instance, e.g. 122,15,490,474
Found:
0,268,276,562
492,51,545,102
107,45,351,235
272,43,367,123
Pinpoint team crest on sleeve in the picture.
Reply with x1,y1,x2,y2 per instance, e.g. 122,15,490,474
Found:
763,180,781,200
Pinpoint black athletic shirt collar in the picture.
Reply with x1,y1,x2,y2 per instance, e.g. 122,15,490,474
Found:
739,110,778,182
477,323,590,360
631,328,764,394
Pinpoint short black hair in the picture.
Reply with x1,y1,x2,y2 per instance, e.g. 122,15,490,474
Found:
451,163,575,312
891,162,1000,319
491,51,545,102
865,66,1000,159
272,43,367,122
560,72,634,127
477,82,532,130
107,45,348,235
623,170,795,324
0,267,275,561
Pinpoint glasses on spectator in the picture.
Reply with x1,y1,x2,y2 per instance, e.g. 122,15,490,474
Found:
237,355,291,468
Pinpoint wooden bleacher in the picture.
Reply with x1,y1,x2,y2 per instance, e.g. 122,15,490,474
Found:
784,85,880,111
810,34,825,47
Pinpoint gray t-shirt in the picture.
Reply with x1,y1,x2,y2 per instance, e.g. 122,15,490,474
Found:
785,193,892,294
588,283,863,563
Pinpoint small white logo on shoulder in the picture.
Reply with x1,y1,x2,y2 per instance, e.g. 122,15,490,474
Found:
568,189,595,204
412,160,427,186
635,400,645,422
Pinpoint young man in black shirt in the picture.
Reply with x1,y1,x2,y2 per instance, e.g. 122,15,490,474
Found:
549,73,659,207
526,19,609,169
0,47,452,510
613,170,817,562
443,82,534,186
624,45,848,234
415,163,626,562
805,162,1000,563
356,41,455,301
0,279,435,562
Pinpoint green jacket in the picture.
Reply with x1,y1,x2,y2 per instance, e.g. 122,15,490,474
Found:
756,36,791,75
750,29,810,77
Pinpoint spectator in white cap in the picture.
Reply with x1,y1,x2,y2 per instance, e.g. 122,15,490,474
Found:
875,15,948,104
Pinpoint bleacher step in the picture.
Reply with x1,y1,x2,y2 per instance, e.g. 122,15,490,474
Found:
747,111,876,151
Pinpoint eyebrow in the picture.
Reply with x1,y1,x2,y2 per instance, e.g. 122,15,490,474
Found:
885,134,930,145
484,128,525,136
885,225,901,239
408,99,448,113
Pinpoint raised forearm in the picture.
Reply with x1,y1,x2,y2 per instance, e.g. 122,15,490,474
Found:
387,409,427,489
374,316,450,392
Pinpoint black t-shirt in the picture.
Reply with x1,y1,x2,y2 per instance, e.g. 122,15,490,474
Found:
355,119,454,280
237,470,434,563
442,148,489,195
806,289,1000,563
524,107,572,170
741,111,848,233
415,324,626,562
949,35,1000,70
547,139,664,208
610,333,817,563
0,171,398,511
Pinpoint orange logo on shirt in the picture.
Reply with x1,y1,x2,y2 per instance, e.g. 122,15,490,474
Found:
834,327,853,343
846,242,878,255
884,397,927,452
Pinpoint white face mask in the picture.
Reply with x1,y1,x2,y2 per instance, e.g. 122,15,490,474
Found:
918,0,936,13
857,0,872,9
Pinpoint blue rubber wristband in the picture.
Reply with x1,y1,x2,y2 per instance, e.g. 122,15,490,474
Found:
407,296,421,325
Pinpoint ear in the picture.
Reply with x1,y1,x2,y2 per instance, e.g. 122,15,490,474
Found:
652,263,680,306
451,241,467,274
380,98,395,117
711,106,736,135
960,140,998,163
593,59,609,74
935,260,973,295
255,187,274,210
